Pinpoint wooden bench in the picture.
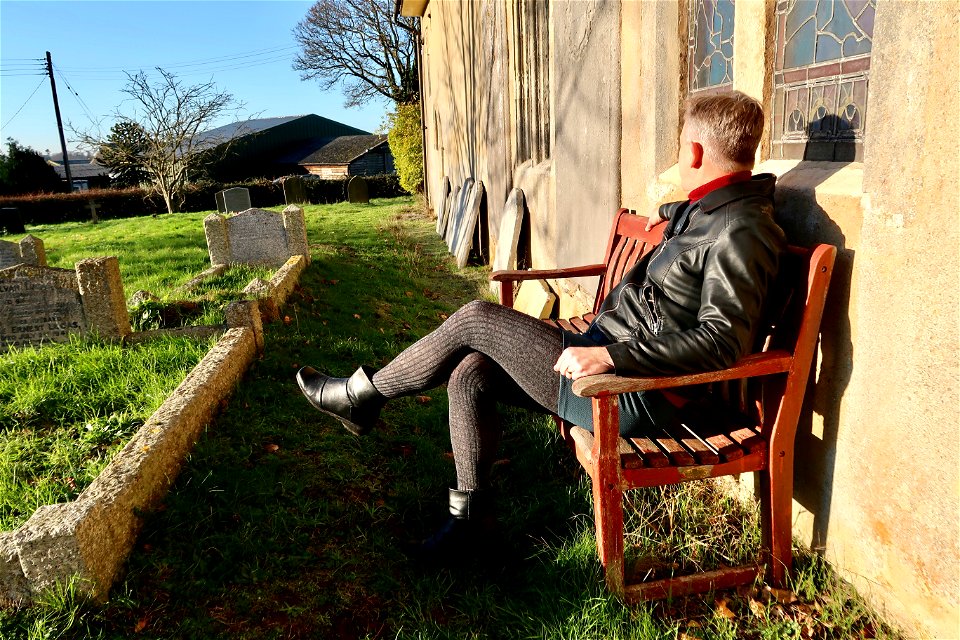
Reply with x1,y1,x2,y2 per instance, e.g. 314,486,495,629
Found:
490,207,836,602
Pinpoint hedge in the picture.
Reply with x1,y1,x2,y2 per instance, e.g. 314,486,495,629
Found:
0,174,404,226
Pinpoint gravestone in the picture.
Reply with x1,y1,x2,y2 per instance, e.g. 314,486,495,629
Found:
435,176,451,235
492,189,526,272
0,235,47,269
441,185,461,241
347,176,369,204
283,176,307,205
0,257,131,349
1,208,25,235
445,178,475,250
453,181,485,268
216,187,251,214
203,206,310,268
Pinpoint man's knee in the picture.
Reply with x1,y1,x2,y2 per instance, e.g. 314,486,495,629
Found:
449,352,495,397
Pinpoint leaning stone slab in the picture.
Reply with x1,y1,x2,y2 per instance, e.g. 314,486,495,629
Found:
453,181,485,268
7,325,259,603
0,235,46,269
440,185,460,241
445,178,475,250
435,176,451,235
203,207,310,268
490,189,526,297
493,189,526,273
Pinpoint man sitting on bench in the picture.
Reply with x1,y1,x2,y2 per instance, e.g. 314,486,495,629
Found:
295,90,786,561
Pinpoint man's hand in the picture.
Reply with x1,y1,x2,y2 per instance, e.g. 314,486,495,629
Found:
553,346,615,380
645,209,663,231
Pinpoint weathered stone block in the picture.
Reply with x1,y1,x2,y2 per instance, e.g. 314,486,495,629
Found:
0,235,46,269
76,257,131,340
203,213,230,267
282,205,310,265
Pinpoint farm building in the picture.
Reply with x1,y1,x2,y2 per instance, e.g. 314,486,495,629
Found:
196,114,393,182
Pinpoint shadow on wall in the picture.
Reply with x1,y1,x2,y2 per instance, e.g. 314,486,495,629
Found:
776,115,856,552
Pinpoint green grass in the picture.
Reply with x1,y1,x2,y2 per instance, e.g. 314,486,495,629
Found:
29,213,212,299
0,333,216,531
0,197,902,639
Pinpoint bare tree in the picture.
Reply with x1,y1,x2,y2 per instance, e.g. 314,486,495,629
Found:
293,0,419,107
76,69,242,213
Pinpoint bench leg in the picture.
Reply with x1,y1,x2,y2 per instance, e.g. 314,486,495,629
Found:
592,396,625,597
762,454,794,587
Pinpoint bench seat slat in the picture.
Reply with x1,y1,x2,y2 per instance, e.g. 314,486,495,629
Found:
570,317,591,333
703,433,746,462
664,421,721,465
628,437,670,467
653,433,696,466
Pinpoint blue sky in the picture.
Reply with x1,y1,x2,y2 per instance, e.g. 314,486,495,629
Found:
0,0,391,157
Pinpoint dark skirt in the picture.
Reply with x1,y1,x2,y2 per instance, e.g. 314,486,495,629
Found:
556,329,681,438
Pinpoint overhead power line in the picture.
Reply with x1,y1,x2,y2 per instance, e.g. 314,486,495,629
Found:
1,76,47,130
56,45,298,75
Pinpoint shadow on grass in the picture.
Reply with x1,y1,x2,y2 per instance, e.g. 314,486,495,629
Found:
3,201,902,640
77,201,637,639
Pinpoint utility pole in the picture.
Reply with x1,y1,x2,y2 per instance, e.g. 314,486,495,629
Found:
45,51,73,189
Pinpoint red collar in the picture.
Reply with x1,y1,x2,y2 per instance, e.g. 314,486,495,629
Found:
687,171,753,202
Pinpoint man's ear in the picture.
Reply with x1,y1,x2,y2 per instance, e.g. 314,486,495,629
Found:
690,141,704,169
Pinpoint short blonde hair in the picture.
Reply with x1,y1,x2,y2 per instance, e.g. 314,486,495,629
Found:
684,91,764,171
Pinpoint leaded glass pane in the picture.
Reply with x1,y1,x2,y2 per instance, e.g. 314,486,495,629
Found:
688,0,735,94
773,0,875,160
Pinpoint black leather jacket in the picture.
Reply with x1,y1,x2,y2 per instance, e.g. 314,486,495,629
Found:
590,174,785,376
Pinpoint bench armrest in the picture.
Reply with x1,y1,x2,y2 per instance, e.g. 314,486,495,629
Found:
489,264,608,283
571,350,794,397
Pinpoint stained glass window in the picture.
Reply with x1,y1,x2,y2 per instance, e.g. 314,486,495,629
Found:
772,0,875,161
688,0,735,94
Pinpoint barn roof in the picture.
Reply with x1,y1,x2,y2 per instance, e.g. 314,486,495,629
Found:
279,134,390,166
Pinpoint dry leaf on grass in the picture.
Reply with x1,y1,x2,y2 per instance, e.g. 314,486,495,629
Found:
748,597,767,619
415,395,431,404
714,596,736,620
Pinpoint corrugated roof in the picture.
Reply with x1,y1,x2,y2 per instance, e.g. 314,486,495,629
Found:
280,134,389,165
192,115,310,149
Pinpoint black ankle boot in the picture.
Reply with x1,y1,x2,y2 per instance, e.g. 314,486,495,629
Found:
296,365,386,435
415,489,495,563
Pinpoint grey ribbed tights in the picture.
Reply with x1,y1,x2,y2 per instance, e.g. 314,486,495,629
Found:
371,300,564,490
